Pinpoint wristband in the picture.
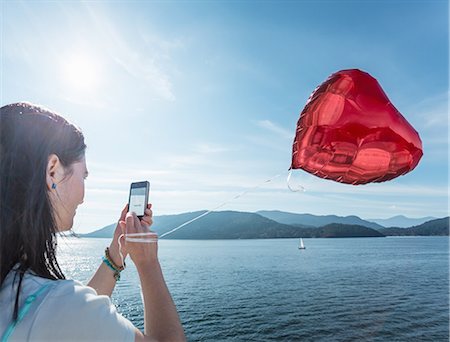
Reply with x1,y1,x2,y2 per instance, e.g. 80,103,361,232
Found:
102,247,125,281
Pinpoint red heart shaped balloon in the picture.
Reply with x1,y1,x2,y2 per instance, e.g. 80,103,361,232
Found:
291,69,423,185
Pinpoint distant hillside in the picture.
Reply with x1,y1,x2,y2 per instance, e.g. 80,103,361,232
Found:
82,211,384,239
292,224,384,238
150,211,306,239
313,224,384,238
82,211,209,238
257,210,383,230
367,215,437,228
82,211,310,239
82,223,116,238
379,217,449,236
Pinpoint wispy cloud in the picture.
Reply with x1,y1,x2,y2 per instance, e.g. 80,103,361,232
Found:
408,92,448,129
193,143,229,154
244,135,290,153
256,120,293,140
84,4,178,102
164,142,231,169
113,56,175,101
405,92,449,161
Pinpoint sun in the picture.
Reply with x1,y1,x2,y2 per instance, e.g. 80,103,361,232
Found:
62,53,102,91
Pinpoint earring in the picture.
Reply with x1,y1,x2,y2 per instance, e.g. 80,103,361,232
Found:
52,183,57,189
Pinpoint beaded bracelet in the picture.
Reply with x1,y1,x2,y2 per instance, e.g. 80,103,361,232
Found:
102,247,125,281
105,247,126,270
102,256,122,281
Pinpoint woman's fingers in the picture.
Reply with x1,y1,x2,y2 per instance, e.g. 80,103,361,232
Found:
125,212,135,230
133,212,142,229
125,211,152,233
143,209,153,223
119,204,129,221
141,207,153,227
142,217,153,227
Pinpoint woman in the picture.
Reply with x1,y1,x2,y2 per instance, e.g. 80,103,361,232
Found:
0,102,186,341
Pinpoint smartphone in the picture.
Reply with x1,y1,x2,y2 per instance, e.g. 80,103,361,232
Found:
128,181,150,218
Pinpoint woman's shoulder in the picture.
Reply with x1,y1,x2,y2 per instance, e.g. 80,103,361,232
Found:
0,272,135,341
1,266,95,301
7,271,135,341
1,268,136,341
32,278,136,341
39,278,109,314
45,277,97,297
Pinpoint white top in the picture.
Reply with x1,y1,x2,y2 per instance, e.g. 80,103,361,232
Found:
0,266,136,341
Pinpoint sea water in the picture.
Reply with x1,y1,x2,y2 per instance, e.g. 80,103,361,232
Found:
57,236,449,341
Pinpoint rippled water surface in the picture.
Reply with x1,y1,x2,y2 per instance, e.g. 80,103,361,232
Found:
57,237,449,341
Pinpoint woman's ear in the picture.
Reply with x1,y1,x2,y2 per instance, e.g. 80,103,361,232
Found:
46,154,62,191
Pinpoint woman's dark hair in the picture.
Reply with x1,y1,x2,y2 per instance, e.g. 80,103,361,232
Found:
0,102,87,321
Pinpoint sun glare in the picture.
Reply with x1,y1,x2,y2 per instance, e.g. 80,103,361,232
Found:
62,53,102,91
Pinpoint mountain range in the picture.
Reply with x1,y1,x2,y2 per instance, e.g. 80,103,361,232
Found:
257,211,384,229
366,215,437,228
379,217,449,236
80,210,448,239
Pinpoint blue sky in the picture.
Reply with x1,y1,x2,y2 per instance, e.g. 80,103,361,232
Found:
1,1,448,233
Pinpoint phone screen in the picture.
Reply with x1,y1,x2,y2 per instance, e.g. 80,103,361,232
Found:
128,181,149,217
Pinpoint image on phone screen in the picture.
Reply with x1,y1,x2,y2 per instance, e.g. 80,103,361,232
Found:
128,182,149,217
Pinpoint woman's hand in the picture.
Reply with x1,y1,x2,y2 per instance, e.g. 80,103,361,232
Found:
109,204,153,267
118,204,158,266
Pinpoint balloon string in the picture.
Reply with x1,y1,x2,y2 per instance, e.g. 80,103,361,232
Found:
287,169,306,192
159,171,288,239
117,234,126,269
117,232,158,269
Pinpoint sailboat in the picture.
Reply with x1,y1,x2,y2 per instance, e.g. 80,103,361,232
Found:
298,238,306,250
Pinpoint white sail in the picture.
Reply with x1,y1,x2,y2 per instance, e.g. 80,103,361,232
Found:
299,238,305,249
